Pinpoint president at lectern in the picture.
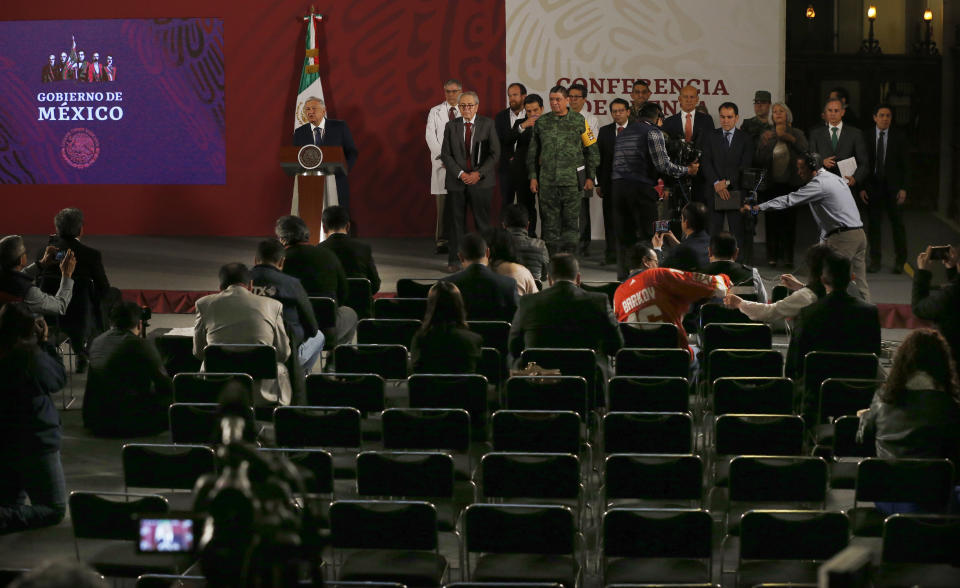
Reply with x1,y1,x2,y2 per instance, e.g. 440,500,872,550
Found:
293,96,359,211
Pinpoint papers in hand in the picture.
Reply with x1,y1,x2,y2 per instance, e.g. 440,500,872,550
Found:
837,157,857,181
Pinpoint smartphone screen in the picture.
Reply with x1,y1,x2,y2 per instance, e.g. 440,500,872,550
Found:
138,517,197,553
929,246,950,260
654,220,671,233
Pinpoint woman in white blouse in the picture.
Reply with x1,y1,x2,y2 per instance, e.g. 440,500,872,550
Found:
724,244,830,322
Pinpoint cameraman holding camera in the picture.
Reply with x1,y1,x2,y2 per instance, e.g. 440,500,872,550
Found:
912,244,959,368
611,101,700,280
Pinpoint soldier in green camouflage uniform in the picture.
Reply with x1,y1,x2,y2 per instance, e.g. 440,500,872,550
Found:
527,86,600,256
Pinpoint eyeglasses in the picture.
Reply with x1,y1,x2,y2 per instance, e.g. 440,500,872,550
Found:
458,103,477,109
568,94,584,99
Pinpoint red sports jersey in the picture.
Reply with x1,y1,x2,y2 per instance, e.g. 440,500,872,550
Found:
614,267,731,353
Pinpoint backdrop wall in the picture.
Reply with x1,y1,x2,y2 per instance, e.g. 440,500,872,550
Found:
1,0,506,236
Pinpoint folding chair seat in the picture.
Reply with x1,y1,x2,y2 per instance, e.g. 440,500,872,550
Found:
122,443,217,511
135,575,205,587
711,378,794,417
607,376,689,413
602,508,712,585
334,344,409,381
346,277,373,319
374,297,428,320
603,412,693,454
725,456,828,536
736,510,849,588
519,348,599,408
172,372,254,404
168,402,255,445
330,500,447,587
69,492,193,578
408,374,489,437
491,410,581,454
711,414,804,487
604,454,703,508
811,378,880,446
273,406,362,478
615,348,689,378
827,415,875,490
505,376,589,422
700,323,772,356
381,408,474,481
478,453,583,516
460,504,581,587
580,280,619,306
357,318,421,347
618,322,680,349
396,278,438,299
801,351,879,423
155,335,201,377
877,514,960,587
468,320,511,355
848,458,955,537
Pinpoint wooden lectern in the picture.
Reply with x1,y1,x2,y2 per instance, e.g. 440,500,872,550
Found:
279,146,346,244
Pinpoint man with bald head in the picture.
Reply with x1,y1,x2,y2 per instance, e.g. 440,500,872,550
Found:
663,85,714,204
293,96,359,211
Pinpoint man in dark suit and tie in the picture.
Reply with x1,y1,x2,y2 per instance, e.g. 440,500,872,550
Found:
859,104,908,274
506,94,543,237
662,85,715,204
440,91,501,272
319,205,381,294
701,102,754,247
807,98,868,190
596,98,632,265
494,83,527,216
293,97,359,212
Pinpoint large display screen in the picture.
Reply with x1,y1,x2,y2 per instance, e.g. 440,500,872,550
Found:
0,18,225,184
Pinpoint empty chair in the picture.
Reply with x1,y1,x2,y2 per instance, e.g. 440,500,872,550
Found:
737,510,849,588
700,323,772,356
699,303,754,330
615,348,689,378
519,348,599,404
374,297,429,320
273,406,362,449
397,278,438,299
712,378,794,417
334,344,409,380
305,372,385,415
505,376,589,421
607,376,690,413
603,412,693,454
618,322,680,349
408,374,489,432
478,453,582,511
259,447,334,497
726,456,828,535
346,277,373,319
172,372,254,404
848,458,955,537
169,403,255,445
705,349,783,388
604,454,703,507
580,280,619,306
357,318,422,347
828,415,875,490
712,415,805,487
356,451,462,531
329,500,447,586
460,504,581,587
382,408,473,481
467,320,511,355
877,514,960,587
491,410,581,454
69,491,192,578
602,508,712,585
812,378,880,445
801,351,879,420
121,443,217,510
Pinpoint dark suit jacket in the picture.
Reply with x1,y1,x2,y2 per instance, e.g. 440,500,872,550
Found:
663,111,715,147
494,108,521,173
659,230,710,272
807,123,869,185
597,121,631,198
508,280,623,358
785,290,881,378
507,119,535,183
702,127,754,190
440,115,500,191
281,242,348,304
318,233,381,294
442,263,518,322
39,234,110,334
863,126,908,193
293,118,359,208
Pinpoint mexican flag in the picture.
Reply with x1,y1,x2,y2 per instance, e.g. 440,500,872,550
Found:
294,9,325,130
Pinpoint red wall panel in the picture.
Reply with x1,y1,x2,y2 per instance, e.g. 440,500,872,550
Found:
0,1,506,237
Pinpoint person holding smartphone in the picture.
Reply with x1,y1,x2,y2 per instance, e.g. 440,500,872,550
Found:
912,244,959,368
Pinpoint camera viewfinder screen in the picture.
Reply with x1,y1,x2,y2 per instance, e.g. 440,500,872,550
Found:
138,517,195,552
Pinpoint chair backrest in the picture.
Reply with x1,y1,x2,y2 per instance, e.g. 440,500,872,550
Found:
346,277,373,319
881,514,960,564
468,320,511,355
854,458,955,509
477,347,503,389
155,335,202,377
259,448,333,495
309,296,338,330
618,322,680,349
172,372,254,404
374,297,428,319
701,322,772,356
330,500,438,550
69,491,168,540
396,278,438,299
615,348,689,378
818,378,880,424
273,406,362,448
604,454,703,502
491,410,581,454
357,318,421,347
357,451,455,498
803,351,879,404
728,456,828,503
463,503,576,555
122,443,217,491
699,303,754,330
607,376,689,413
580,281,619,306
707,349,783,384
480,452,580,500
505,375,589,420
739,510,849,561
603,508,712,559
381,408,471,452
203,343,277,380
333,344,409,380
305,372,385,414
408,373,489,428
832,415,875,458
519,348,597,393
603,412,693,454
169,402,253,444
715,414,804,457
712,377,794,416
